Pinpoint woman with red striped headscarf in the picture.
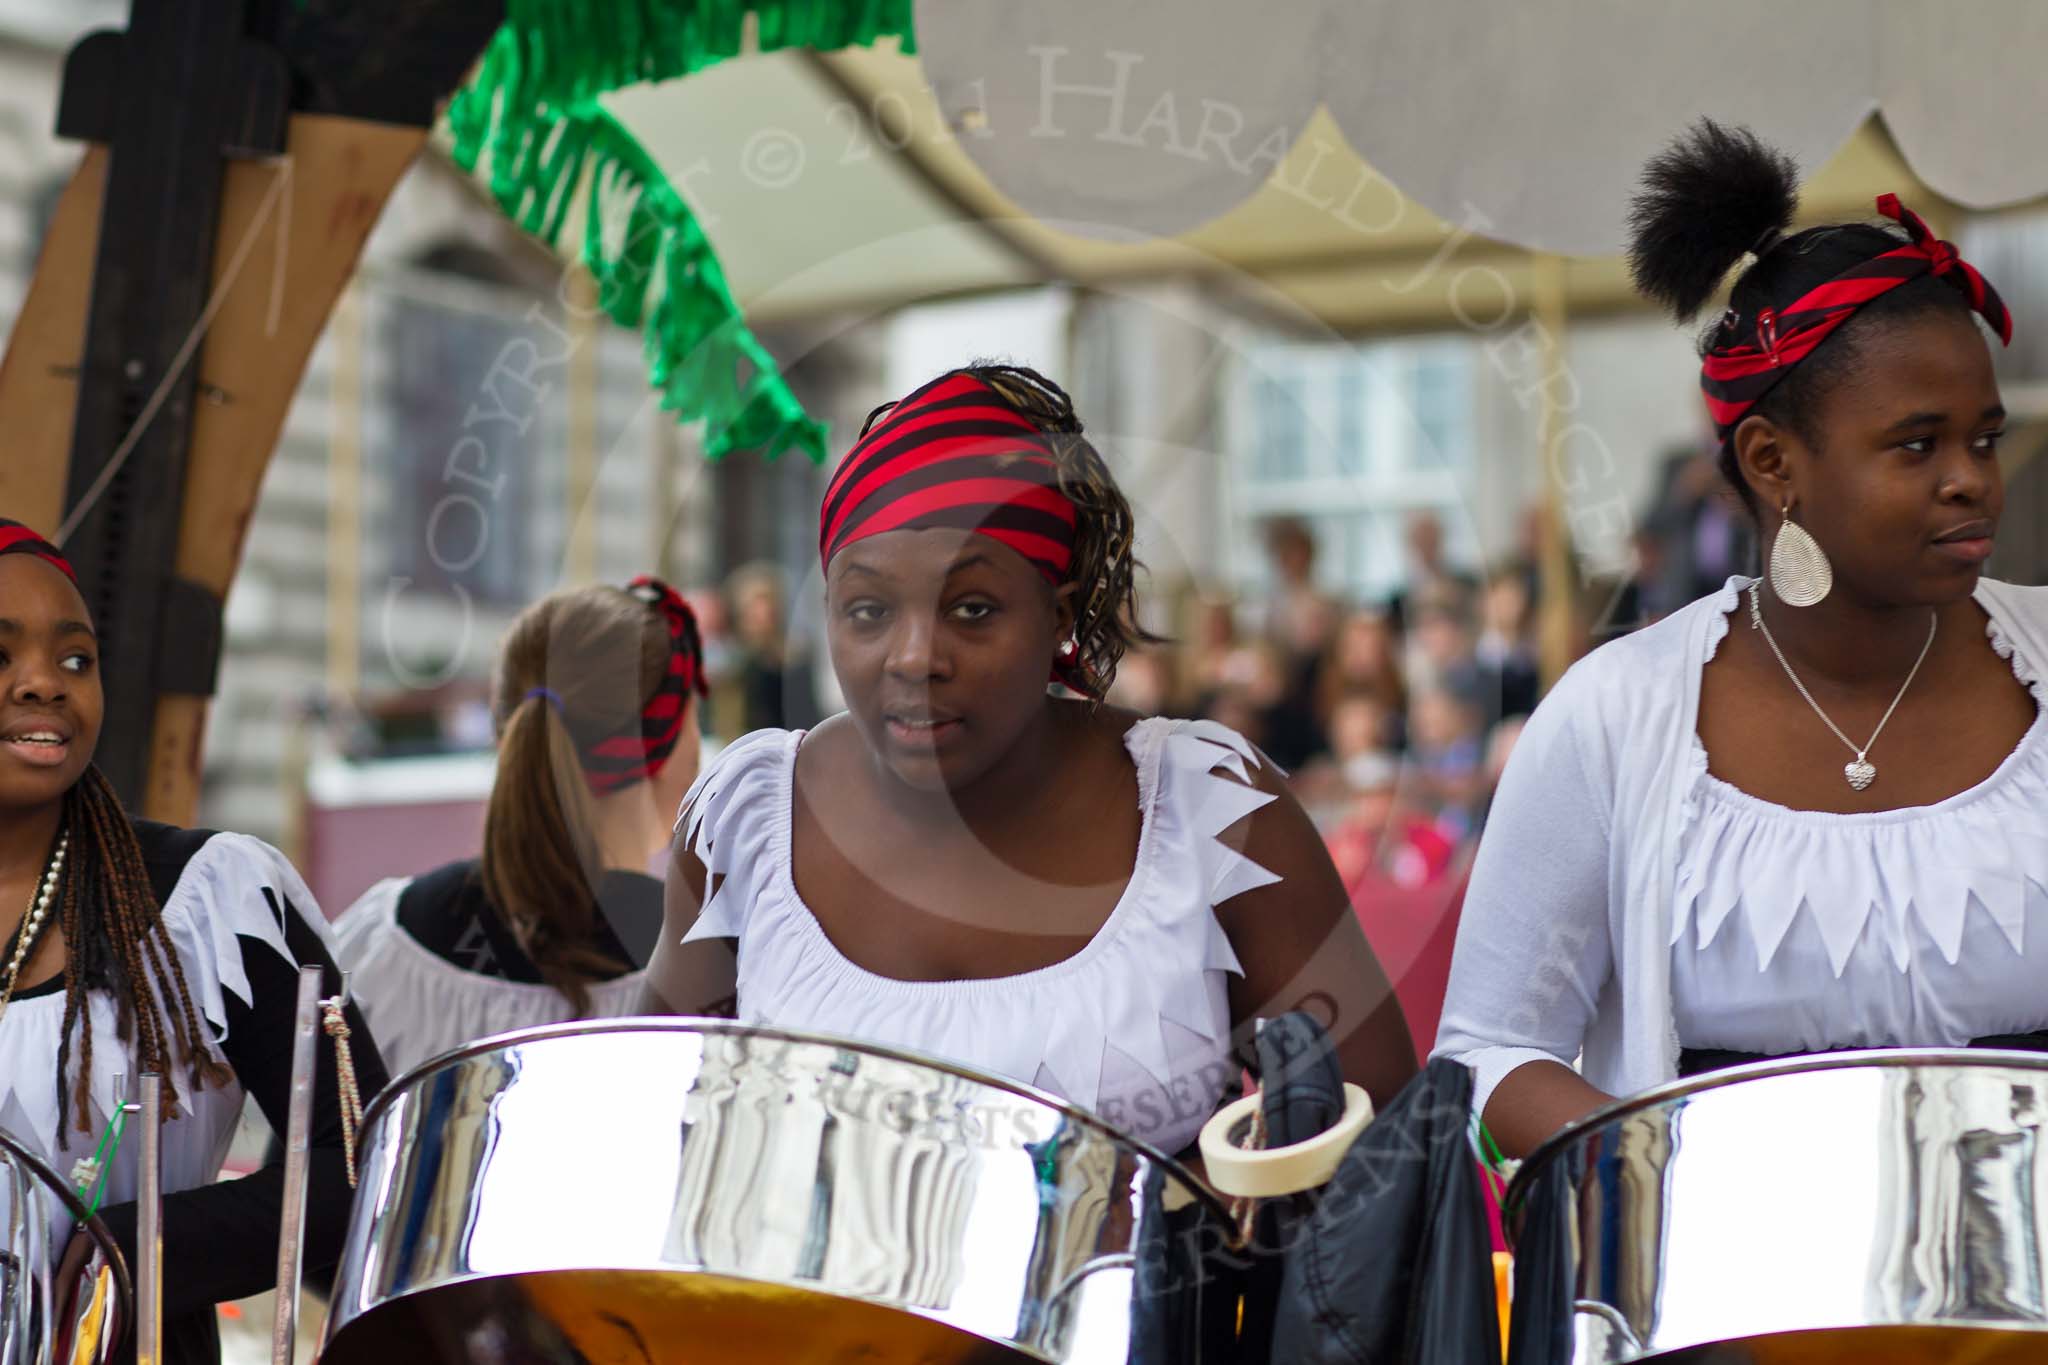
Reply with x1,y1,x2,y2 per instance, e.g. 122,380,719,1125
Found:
1437,121,2048,1160
334,577,706,1077
640,364,1417,1160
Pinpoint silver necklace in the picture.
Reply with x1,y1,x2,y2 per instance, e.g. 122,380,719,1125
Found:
0,830,69,1027
1749,583,1935,791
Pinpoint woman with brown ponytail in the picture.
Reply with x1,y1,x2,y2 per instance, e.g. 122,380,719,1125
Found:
335,577,705,1077
0,518,384,1365
641,365,1417,1160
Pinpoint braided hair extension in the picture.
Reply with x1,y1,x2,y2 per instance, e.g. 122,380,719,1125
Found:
963,364,1168,698
51,767,228,1132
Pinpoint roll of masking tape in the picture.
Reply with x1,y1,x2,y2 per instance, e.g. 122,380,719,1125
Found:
1198,1082,1374,1198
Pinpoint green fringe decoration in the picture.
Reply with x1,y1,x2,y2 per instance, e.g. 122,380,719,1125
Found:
446,1,917,462
495,0,915,109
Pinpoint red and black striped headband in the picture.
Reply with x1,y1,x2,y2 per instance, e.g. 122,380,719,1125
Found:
1702,193,2013,444
0,520,78,585
818,372,1078,586
533,576,707,795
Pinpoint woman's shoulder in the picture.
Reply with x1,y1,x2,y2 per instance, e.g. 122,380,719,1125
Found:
126,823,332,1041
688,727,797,795
676,728,795,839
333,859,478,954
1475,581,1743,803
341,858,479,939
675,729,798,944
1534,578,1745,720
1118,709,1265,779
1587,578,1740,670
675,727,795,867
129,821,311,910
1978,576,2048,602
1975,578,2048,696
1125,710,1293,897
1977,577,2048,630
399,857,485,908
129,819,229,904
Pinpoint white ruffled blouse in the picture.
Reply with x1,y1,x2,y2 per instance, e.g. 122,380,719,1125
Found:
333,878,648,1080
677,716,1278,1156
1672,578,2048,1053
1435,575,2048,1118
0,832,324,1250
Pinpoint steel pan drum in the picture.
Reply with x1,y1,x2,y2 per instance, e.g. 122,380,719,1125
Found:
0,1125,130,1365
321,1020,1230,1364
1507,1049,2048,1363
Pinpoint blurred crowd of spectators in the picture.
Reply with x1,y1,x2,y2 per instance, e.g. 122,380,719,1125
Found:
1108,512,1536,901
1093,510,1542,1046
1101,448,1752,906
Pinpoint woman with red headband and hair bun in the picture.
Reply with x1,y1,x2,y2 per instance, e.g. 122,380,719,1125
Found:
642,363,1417,1158
336,578,706,1077
1436,120,2048,1158
0,517,384,1364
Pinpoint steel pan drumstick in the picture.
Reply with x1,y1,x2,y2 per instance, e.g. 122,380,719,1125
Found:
136,1073,161,1365
270,965,323,1365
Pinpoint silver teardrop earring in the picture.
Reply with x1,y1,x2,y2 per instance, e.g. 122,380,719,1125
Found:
1769,498,1833,607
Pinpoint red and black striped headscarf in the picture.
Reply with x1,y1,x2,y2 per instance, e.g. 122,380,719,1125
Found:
0,519,78,585
1702,193,2013,444
820,372,1078,586
558,576,707,795
818,371,1091,691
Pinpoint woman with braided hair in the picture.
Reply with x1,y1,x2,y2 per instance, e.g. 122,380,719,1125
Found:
642,364,1417,1159
335,577,706,1076
1436,121,2048,1158
0,518,385,1364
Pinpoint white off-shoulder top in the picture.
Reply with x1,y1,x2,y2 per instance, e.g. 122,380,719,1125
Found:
1435,575,2048,1115
1672,580,2048,1053
675,715,1280,1155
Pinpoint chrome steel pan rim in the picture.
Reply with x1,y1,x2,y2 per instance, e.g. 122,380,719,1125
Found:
0,1122,134,1348
358,1015,1232,1221
1506,1046,2048,1222
0,1125,134,1302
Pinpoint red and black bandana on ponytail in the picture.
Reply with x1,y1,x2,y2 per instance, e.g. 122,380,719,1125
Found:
577,576,707,795
1701,193,2013,444
819,372,1078,585
0,519,78,584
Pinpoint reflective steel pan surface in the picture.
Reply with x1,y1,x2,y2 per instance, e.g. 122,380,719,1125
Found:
322,1019,1229,1364
1506,1049,2048,1364
0,1125,129,1365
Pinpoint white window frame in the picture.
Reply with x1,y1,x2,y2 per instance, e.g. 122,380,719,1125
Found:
1220,332,1476,603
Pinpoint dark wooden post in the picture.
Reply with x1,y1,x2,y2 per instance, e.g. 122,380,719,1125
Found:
6,0,503,816
54,0,292,804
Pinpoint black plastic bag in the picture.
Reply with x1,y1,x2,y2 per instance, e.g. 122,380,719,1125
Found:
1130,1015,1498,1363
1501,1142,1583,1365
1251,1017,1501,1365
1127,1163,1252,1364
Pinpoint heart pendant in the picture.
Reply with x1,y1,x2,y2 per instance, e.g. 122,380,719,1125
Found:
1844,759,1876,791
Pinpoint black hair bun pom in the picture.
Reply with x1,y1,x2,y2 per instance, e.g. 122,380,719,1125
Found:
1628,118,1799,322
